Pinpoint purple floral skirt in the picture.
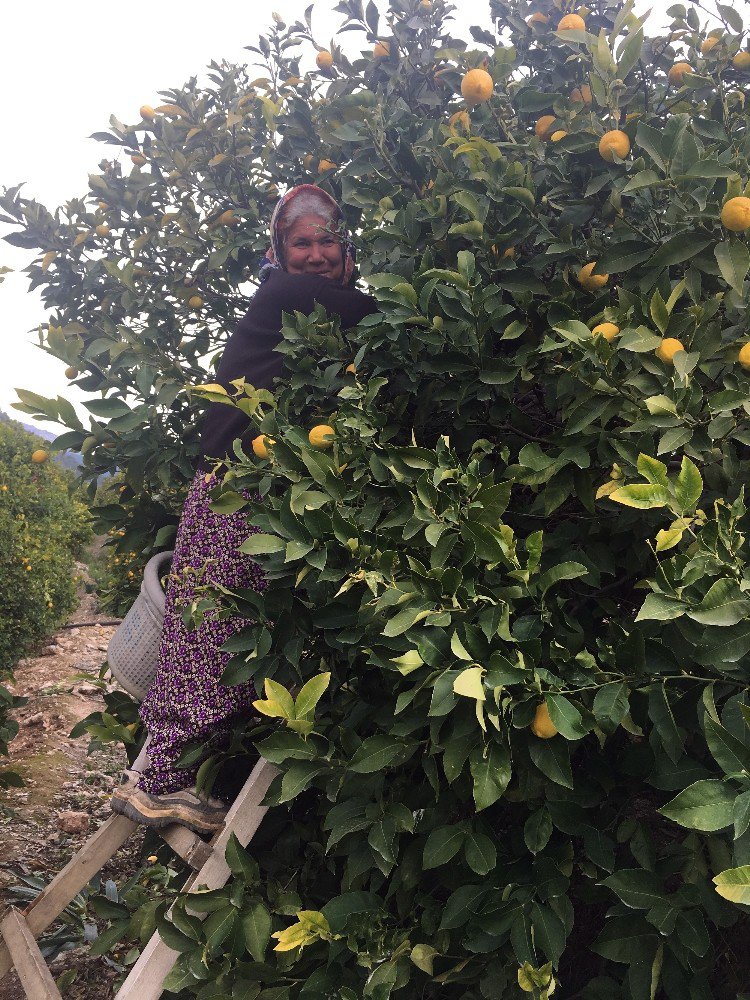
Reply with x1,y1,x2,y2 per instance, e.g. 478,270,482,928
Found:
137,471,267,795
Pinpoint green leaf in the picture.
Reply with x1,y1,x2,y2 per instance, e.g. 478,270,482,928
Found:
411,944,440,975
278,762,327,802
423,825,466,868
243,900,272,962
674,455,703,514
545,693,587,740
658,779,735,831
470,742,511,810
464,830,497,875
238,533,286,555
224,833,259,882
609,484,669,509
537,561,587,597
687,579,750,627
529,738,573,788
602,869,665,910
593,682,629,726
715,240,750,295
524,806,553,854
713,866,750,905
703,716,750,775
530,902,567,963
650,289,669,334
349,735,404,773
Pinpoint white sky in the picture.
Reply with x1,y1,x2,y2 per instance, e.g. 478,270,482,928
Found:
0,0,690,435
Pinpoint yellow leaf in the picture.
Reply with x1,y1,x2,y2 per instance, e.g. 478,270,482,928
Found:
251,698,290,719
595,480,621,499
264,677,295,716
185,127,203,141
193,383,228,394
73,231,92,247
453,665,485,701
208,153,228,167
41,251,56,272
272,923,311,952
655,527,684,551
390,649,424,675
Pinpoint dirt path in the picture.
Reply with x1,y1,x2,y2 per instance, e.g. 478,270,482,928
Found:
0,558,144,998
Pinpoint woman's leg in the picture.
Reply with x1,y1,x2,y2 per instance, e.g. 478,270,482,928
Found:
136,470,266,796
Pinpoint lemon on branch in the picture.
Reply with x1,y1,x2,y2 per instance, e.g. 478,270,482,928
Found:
721,197,750,232
534,115,557,140
531,703,558,738
461,68,494,104
316,50,334,70
668,62,694,85
252,434,275,459
309,424,335,450
31,449,49,464
738,343,750,370
557,12,586,31
577,262,608,291
598,129,630,162
592,322,619,341
655,338,685,364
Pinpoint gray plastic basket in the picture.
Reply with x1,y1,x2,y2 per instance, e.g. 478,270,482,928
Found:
107,550,173,701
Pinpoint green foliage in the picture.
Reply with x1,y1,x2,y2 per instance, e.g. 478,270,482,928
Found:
4,0,750,995
0,417,91,672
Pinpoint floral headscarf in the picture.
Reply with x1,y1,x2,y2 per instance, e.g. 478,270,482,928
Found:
258,184,357,286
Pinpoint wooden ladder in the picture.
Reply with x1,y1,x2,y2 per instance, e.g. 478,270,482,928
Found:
0,753,278,999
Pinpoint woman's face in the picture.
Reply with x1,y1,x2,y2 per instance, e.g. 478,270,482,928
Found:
284,213,344,281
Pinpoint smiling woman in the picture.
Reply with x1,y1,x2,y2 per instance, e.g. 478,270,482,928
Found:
111,184,379,833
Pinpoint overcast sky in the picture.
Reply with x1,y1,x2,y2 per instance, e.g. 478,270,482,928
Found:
0,0,696,436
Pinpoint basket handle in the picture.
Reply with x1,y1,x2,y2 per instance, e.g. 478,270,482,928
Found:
142,550,174,614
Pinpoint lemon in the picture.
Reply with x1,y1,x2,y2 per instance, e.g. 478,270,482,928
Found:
577,262,609,291
668,62,694,85
592,322,619,341
252,434,275,459
551,129,568,142
461,68,494,104
598,129,630,162
721,196,750,232
64,366,79,379
373,41,390,58
31,449,49,464
140,104,156,120
655,338,685,364
535,115,557,140
738,343,750,370
557,12,586,31
733,52,750,70
188,295,204,308
316,50,334,70
531,703,558,739
571,83,592,105
309,424,335,450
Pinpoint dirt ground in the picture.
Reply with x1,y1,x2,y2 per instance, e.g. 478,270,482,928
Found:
0,560,145,999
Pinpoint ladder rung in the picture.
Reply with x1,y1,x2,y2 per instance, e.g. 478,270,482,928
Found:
0,908,62,999
159,824,213,870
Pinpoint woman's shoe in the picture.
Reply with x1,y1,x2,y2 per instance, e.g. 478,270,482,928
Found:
111,783,227,835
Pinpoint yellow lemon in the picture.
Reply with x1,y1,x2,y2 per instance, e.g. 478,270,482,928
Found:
345,363,357,374
738,342,750,370
655,338,685,364
598,129,630,162
592,322,619,341
140,105,156,120
64,366,79,379
188,295,204,308
318,158,337,172
252,434,275,459
527,12,549,27
535,115,557,140
557,12,586,31
668,62,694,85
531,703,558,739
577,262,609,291
551,129,568,142
316,50,334,70
721,196,750,232
309,424,335,450
95,224,110,236
461,68,494,104
373,40,390,58
733,52,750,70
130,154,147,166
701,36,720,55
502,246,516,259
31,449,49,464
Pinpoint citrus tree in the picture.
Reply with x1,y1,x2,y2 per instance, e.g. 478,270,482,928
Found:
3,0,750,995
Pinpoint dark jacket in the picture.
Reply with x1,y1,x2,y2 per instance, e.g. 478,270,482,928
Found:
198,270,378,467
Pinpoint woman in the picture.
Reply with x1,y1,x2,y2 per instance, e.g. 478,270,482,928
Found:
112,185,378,834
